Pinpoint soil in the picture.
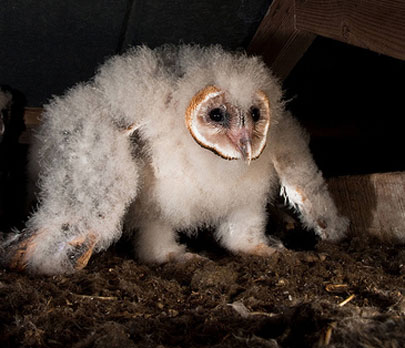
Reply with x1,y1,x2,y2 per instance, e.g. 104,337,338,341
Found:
1,223,404,348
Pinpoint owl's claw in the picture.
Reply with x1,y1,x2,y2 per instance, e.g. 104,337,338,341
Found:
167,251,208,263
8,233,39,271
67,233,97,270
243,243,282,257
7,230,97,272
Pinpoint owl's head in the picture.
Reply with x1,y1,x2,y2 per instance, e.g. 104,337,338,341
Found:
185,85,271,164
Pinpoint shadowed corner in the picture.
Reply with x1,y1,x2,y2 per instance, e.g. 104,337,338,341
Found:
266,192,319,251
0,87,28,232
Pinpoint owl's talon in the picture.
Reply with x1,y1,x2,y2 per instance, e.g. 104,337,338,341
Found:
6,231,97,272
8,235,38,271
67,233,97,270
167,251,207,263
243,243,282,257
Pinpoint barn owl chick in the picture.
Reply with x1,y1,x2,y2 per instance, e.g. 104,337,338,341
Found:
1,45,348,274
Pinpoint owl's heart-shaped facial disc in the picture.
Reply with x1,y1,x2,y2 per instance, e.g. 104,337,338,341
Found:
185,85,271,163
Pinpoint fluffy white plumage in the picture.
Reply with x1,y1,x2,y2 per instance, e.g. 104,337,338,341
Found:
2,45,348,274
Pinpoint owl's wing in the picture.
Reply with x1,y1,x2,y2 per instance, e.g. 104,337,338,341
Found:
271,112,349,241
1,83,140,274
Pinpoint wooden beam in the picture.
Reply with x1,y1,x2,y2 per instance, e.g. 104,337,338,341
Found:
328,172,405,244
248,0,315,80
23,107,42,126
295,0,405,61
19,107,42,144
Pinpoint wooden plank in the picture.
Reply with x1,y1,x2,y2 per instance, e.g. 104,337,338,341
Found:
23,107,42,126
248,0,315,80
295,0,405,61
328,172,405,244
19,107,42,144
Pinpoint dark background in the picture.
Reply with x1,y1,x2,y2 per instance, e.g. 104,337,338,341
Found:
284,37,405,177
0,0,270,106
0,0,404,179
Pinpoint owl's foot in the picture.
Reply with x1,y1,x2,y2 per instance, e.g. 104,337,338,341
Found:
241,243,284,257
67,233,97,270
6,231,97,272
8,232,40,271
167,251,208,263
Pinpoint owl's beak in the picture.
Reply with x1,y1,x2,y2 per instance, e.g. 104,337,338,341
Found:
227,127,253,165
239,136,252,165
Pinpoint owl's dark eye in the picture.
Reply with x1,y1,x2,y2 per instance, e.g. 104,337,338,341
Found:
251,107,260,122
209,108,226,123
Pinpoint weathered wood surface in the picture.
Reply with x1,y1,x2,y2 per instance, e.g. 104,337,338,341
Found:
249,0,405,80
295,0,405,61
23,107,42,126
248,0,315,80
19,107,42,144
328,172,405,244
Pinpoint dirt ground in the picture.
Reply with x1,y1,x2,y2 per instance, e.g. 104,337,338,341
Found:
1,221,404,348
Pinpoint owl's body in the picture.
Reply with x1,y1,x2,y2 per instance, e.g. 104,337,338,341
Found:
3,45,348,274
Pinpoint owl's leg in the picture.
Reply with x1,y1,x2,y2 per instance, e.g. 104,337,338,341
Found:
271,112,349,241
134,220,191,263
216,206,283,256
2,85,139,274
